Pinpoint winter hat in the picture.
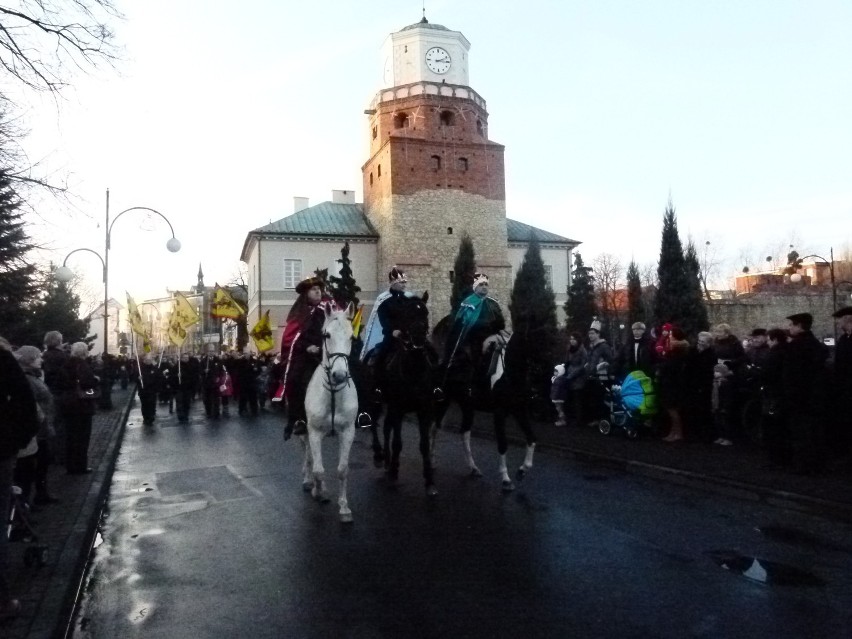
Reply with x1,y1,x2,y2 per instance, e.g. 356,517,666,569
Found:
589,318,602,333
713,363,732,377
295,275,325,295
786,312,813,331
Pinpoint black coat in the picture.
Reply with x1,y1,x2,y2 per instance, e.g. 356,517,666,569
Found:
616,335,656,379
0,349,39,458
781,330,829,415
56,356,100,417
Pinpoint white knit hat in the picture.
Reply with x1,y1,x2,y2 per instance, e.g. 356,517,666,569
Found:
589,318,602,333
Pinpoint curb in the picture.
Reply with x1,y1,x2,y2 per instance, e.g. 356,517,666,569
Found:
24,391,135,639
468,423,852,525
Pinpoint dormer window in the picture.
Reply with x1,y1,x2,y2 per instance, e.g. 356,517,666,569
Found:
440,110,455,126
394,112,410,129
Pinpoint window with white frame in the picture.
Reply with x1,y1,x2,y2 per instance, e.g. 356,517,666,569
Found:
544,264,553,288
284,259,302,289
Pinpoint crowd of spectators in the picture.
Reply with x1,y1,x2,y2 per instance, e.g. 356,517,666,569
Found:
552,308,852,475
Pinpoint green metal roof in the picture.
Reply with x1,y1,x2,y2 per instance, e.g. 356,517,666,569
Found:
506,218,578,245
253,202,379,237
247,202,577,246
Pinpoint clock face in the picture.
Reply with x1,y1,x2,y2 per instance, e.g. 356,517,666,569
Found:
425,47,451,74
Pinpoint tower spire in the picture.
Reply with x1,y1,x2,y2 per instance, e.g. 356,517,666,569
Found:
420,1,428,23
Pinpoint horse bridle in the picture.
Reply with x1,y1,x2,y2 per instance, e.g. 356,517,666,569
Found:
321,331,353,433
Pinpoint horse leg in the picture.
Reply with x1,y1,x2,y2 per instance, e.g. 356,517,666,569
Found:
337,424,355,523
307,427,329,503
382,412,393,473
418,410,438,497
515,407,537,482
460,401,482,477
388,408,403,482
300,435,314,492
371,419,384,468
498,454,514,492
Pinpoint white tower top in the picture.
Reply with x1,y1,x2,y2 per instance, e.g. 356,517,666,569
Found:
380,17,471,88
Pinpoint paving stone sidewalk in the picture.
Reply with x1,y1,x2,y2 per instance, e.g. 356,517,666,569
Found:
1,388,133,639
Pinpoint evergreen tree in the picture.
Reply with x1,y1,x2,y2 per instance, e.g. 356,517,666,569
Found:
450,232,476,313
510,234,558,409
0,169,37,340
18,270,89,346
682,241,709,337
329,241,361,308
626,260,645,327
653,199,692,333
563,252,597,334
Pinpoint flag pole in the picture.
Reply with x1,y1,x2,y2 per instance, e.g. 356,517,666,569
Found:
135,348,144,389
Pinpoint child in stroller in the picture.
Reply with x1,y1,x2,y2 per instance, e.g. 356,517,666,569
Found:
597,370,658,439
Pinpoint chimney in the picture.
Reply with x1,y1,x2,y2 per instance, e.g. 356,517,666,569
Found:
332,189,356,204
294,197,309,213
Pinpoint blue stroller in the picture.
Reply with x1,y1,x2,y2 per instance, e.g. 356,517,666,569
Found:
597,371,658,439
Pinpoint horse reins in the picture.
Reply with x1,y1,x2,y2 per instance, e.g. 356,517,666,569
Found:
321,333,353,434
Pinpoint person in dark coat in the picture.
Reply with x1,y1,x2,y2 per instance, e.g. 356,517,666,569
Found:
41,330,68,465
761,328,790,469
583,319,614,425
56,342,100,474
0,336,39,619
175,353,199,423
658,328,691,442
829,306,852,464
137,354,162,425
687,331,717,443
551,332,587,427
781,313,829,474
202,355,224,418
615,322,656,379
712,323,746,369
235,353,260,417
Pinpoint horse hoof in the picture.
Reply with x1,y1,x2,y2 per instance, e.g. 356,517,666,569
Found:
302,481,314,492
318,492,331,503
469,467,483,479
501,480,516,493
340,512,354,524
373,454,384,469
426,485,439,497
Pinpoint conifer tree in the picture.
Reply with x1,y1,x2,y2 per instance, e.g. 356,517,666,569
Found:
564,252,597,334
329,241,361,307
653,199,692,333
626,260,645,327
0,169,37,340
682,241,710,337
19,270,89,345
450,232,476,314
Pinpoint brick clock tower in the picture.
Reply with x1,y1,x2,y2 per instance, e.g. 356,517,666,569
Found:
362,16,511,321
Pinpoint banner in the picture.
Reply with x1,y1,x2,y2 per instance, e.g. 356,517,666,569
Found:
210,284,245,319
167,310,188,347
174,292,199,327
351,304,364,339
126,293,148,337
249,310,274,352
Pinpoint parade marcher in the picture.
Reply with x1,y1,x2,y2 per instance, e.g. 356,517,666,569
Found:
781,313,829,474
235,352,260,417
761,327,790,469
280,276,338,440
56,342,100,474
583,319,613,426
202,355,224,419
359,266,413,365
175,353,199,423
137,354,162,425
0,336,39,619
442,272,506,402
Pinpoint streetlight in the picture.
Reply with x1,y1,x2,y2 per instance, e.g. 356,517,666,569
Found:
786,248,838,340
55,189,181,356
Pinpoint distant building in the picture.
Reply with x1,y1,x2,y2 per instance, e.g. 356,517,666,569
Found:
86,298,124,357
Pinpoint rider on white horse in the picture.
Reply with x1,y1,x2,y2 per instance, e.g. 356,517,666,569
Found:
280,276,338,440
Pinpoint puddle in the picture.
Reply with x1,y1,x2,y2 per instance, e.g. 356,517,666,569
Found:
705,550,825,586
756,525,849,553
92,532,104,549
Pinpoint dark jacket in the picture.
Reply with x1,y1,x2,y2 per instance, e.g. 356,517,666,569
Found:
616,335,656,379
42,345,68,394
657,341,691,410
0,349,39,458
564,345,588,391
781,330,829,414
585,340,614,380
56,356,100,417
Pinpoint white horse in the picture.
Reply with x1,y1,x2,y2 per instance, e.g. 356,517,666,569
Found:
301,305,359,523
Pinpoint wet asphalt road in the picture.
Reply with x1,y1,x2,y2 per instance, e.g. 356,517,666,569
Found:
71,399,852,639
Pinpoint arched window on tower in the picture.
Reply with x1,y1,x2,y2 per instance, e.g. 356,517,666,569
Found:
431,155,441,171
476,119,484,136
369,172,373,186
440,110,455,126
457,157,468,171
394,112,410,129
378,164,382,177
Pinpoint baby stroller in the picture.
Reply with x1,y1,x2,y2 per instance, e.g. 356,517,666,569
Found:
7,485,49,567
598,370,658,439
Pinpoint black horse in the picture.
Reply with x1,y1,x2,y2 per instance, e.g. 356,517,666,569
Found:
363,292,441,495
433,319,538,491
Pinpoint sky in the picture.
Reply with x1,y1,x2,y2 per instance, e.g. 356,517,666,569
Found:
17,0,852,305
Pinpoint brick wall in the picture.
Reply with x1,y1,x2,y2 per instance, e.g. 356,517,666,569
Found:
707,291,839,341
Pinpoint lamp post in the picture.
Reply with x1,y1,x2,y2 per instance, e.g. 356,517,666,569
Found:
55,189,181,356
787,248,837,340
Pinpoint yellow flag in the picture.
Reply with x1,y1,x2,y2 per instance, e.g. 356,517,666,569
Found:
210,284,245,319
167,310,188,347
250,310,274,352
126,293,148,337
174,292,199,328
351,304,364,339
